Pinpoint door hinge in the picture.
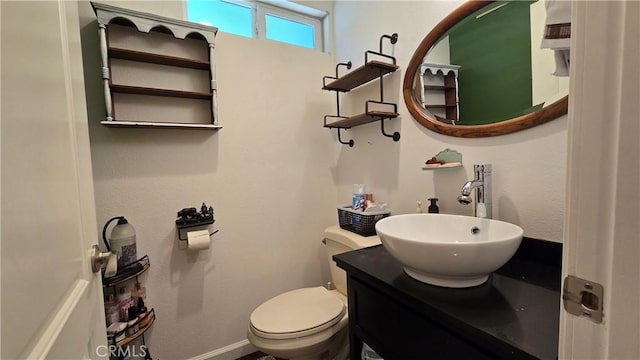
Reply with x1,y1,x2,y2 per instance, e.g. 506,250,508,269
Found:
562,275,604,324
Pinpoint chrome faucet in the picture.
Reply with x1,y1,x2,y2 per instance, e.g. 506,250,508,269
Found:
457,164,492,218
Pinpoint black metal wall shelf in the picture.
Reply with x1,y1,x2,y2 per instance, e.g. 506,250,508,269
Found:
322,33,401,147
102,254,155,355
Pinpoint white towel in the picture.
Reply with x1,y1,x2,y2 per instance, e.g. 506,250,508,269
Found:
541,0,571,49
553,49,570,77
541,0,571,76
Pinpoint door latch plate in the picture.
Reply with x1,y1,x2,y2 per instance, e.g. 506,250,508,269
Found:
563,275,604,323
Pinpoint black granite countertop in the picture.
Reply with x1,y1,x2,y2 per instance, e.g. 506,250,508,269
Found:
334,238,562,360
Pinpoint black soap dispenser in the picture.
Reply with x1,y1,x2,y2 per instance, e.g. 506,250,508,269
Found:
428,198,439,213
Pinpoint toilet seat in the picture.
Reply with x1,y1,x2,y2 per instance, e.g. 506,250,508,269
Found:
249,287,346,340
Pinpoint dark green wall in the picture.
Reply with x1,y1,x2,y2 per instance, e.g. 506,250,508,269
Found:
449,1,534,125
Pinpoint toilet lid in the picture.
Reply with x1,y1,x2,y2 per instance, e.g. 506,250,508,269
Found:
250,287,346,340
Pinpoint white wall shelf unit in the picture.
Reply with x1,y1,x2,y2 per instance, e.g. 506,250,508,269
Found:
92,2,221,130
420,63,460,124
322,33,400,147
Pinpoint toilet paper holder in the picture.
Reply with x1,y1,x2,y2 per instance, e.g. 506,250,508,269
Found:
176,202,219,241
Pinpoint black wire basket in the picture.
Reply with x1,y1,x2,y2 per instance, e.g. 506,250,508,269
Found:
337,205,390,236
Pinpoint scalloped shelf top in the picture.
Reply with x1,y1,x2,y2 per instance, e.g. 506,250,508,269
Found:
91,2,218,44
421,63,461,77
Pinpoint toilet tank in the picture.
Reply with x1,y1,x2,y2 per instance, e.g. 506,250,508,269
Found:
324,225,381,295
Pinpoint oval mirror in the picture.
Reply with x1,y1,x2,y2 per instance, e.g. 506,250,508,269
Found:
403,0,569,138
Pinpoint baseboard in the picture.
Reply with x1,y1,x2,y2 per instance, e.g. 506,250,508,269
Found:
186,339,257,360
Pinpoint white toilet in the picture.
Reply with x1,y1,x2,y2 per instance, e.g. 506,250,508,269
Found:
247,225,380,360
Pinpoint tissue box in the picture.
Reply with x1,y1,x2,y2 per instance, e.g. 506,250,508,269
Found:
337,205,390,236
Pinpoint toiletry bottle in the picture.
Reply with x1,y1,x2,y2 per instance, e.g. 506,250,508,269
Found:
132,282,146,302
365,193,373,209
352,184,365,211
117,286,133,322
136,297,151,328
104,294,120,326
137,297,148,316
127,306,139,336
416,201,423,213
428,198,439,213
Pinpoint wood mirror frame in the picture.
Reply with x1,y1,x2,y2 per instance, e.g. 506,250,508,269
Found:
402,0,569,138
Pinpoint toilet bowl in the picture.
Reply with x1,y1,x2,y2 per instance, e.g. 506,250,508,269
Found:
247,287,349,360
247,226,380,360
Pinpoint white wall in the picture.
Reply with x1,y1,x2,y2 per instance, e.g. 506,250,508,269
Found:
78,1,338,358
332,1,567,242
78,0,567,358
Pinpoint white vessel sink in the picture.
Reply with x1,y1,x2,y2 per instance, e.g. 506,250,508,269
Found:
375,214,523,288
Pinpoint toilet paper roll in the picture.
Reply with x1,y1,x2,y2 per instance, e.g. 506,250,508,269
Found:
186,230,210,250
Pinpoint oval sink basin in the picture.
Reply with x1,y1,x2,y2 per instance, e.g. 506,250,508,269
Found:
375,214,523,288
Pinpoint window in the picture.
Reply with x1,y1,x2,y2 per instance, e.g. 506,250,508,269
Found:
186,0,253,38
185,0,326,51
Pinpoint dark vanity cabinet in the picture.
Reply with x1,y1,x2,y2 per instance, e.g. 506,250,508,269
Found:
334,242,561,360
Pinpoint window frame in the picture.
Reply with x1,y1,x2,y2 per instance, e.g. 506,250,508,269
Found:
256,2,323,51
184,0,327,51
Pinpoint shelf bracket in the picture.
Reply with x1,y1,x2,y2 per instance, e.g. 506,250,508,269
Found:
365,100,400,142
335,61,352,79
364,33,398,65
323,62,352,118
322,61,352,89
380,33,398,52
337,128,354,147
324,115,354,147
380,118,400,142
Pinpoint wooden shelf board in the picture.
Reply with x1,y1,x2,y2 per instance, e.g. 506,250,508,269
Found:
322,60,399,92
422,162,463,170
108,47,210,70
102,120,222,130
325,111,399,129
111,84,211,100
425,104,457,109
424,85,456,90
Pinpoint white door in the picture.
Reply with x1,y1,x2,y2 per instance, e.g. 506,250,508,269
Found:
560,1,640,359
1,1,108,359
